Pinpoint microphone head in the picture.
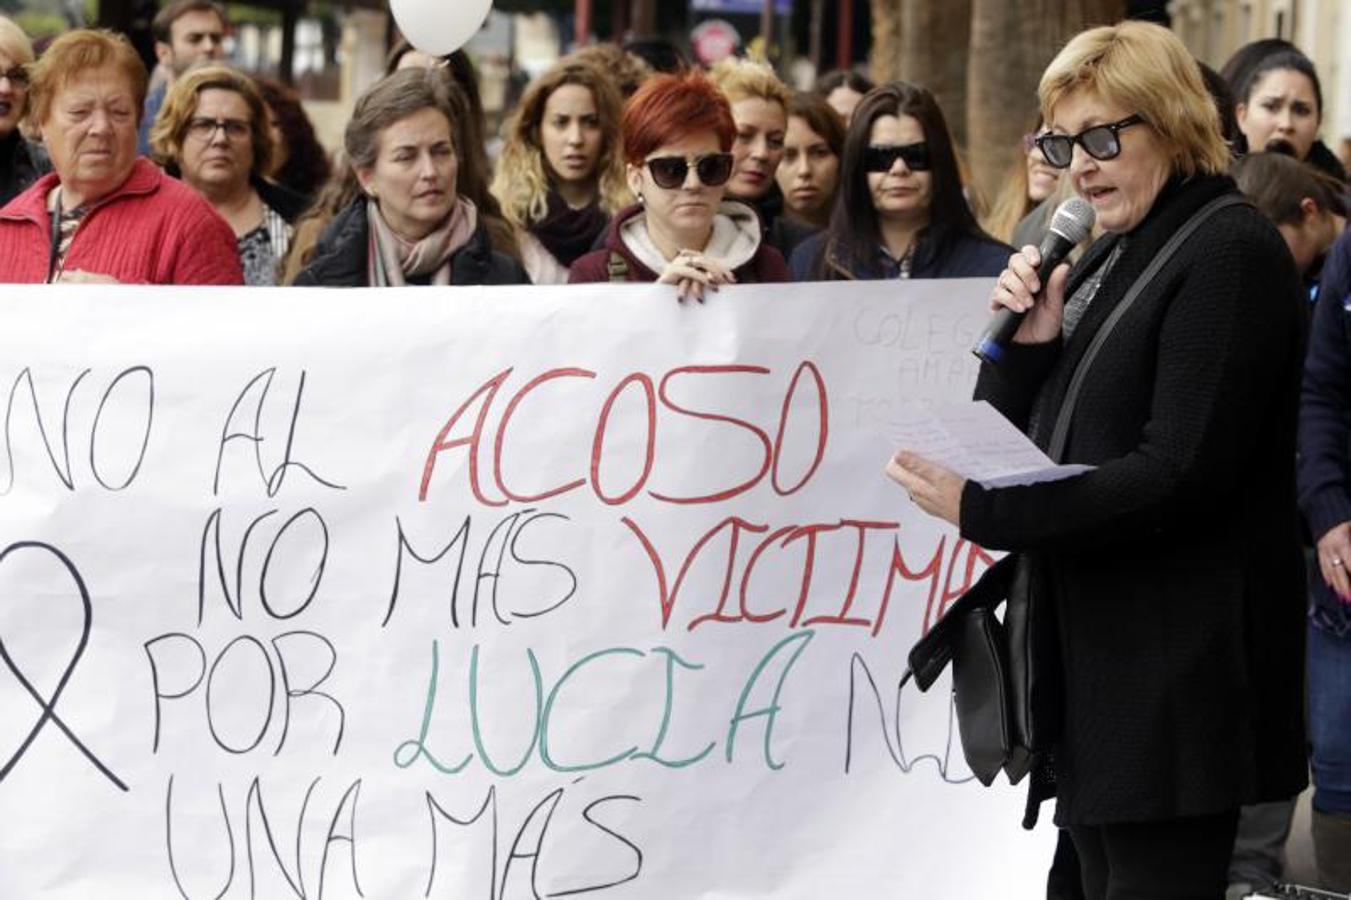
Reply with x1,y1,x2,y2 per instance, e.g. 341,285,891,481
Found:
1047,197,1095,245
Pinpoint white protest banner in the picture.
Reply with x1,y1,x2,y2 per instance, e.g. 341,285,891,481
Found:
0,280,1055,898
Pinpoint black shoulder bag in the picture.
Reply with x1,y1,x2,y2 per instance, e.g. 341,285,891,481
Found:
899,193,1247,787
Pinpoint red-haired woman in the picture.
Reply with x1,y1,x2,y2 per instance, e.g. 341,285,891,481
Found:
569,71,789,299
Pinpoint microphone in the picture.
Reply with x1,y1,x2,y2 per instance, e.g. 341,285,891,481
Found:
972,197,1096,365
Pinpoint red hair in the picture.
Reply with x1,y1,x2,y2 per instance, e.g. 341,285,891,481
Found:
622,71,736,164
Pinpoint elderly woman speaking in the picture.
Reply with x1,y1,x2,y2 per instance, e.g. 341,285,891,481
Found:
0,29,240,284
889,22,1306,897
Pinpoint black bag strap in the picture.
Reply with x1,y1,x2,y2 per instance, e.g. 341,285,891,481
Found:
1047,193,1248,461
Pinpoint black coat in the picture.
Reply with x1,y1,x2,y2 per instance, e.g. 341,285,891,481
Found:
294,197,529,287
960,174,1308,826
254,175,311,224
0,132,51,210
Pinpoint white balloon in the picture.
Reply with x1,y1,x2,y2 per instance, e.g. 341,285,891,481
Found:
390,0,493,57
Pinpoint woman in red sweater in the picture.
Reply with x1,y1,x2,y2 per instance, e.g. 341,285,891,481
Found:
0,29,240,285
569,70,789,297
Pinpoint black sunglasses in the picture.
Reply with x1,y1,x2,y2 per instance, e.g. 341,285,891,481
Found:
644,153,735,189
863,142,931,173
1035,115,1144,168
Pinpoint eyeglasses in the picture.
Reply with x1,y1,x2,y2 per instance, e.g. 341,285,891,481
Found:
1035,115,1144,168
186,116,251,142
0,67,28,88
644,153,735,189
863,142,931,173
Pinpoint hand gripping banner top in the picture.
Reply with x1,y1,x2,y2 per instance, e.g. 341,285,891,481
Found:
0,280,1053,899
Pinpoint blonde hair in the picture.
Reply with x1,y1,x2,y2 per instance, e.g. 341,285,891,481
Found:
149,65,274,176
983,115,1042,243
1039,20,1229,177
708,57,793,109
26,29,147,129
491,60,629,230
0,15,34,66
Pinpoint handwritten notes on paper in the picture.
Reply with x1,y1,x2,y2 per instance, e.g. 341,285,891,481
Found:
892,401,1093,487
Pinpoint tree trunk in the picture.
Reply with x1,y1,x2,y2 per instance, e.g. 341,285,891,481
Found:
631,0,656,36
869,0,903,83
899,0,973,148
966,0,1125,210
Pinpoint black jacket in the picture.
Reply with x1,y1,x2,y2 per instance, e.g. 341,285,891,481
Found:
255,175,311,223
962,174,1307,826
789,228,1009,281
747,185,817,260
1306,139,1349,184
293,197,529,287
0,132,51,210
1298,225,1351,636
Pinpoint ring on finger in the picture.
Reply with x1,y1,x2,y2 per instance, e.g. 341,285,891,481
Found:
1334,558,1345,567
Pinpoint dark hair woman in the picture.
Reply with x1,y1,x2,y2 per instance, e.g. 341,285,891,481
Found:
1233,151,1346,286
814,69,873,124
490,60,629,284
1224,41,1347,183
775,91,845,231
292,68,526,287
890,22,1306,895
569,70,789,297
255,75,331,201
790,81,1008,282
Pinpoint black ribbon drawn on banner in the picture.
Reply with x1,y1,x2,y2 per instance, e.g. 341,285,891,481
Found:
0,541,128,792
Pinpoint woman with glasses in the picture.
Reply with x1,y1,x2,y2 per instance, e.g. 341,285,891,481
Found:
569,71,789,296
889,22,1306,896
0,15,50,208
982,114,1062,246
291,68,526,288
151,66,309,285
789,81,1007,282
0,29,240,284
491,59,629,284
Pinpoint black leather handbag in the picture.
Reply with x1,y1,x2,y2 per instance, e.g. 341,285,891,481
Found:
899,193,1248,787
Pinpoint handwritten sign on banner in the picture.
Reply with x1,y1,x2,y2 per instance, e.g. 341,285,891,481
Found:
0,281,1053,899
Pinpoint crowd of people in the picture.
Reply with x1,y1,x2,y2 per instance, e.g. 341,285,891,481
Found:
2,2,1351,898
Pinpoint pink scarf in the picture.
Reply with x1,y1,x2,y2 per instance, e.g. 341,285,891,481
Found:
366,197,477,286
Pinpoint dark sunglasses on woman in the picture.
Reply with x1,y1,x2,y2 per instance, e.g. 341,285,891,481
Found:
1035,114,1144,168
863,142,931,173
645,153,736,189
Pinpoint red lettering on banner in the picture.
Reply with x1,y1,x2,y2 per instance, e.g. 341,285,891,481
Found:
418,363,830,508
873,535,945,639
624,514,967,639
648,366,772,505
772,361,829,496
493,368,596,503
737,525,798,624
592,373,657,506
802,520,898,629
419,369,512,506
